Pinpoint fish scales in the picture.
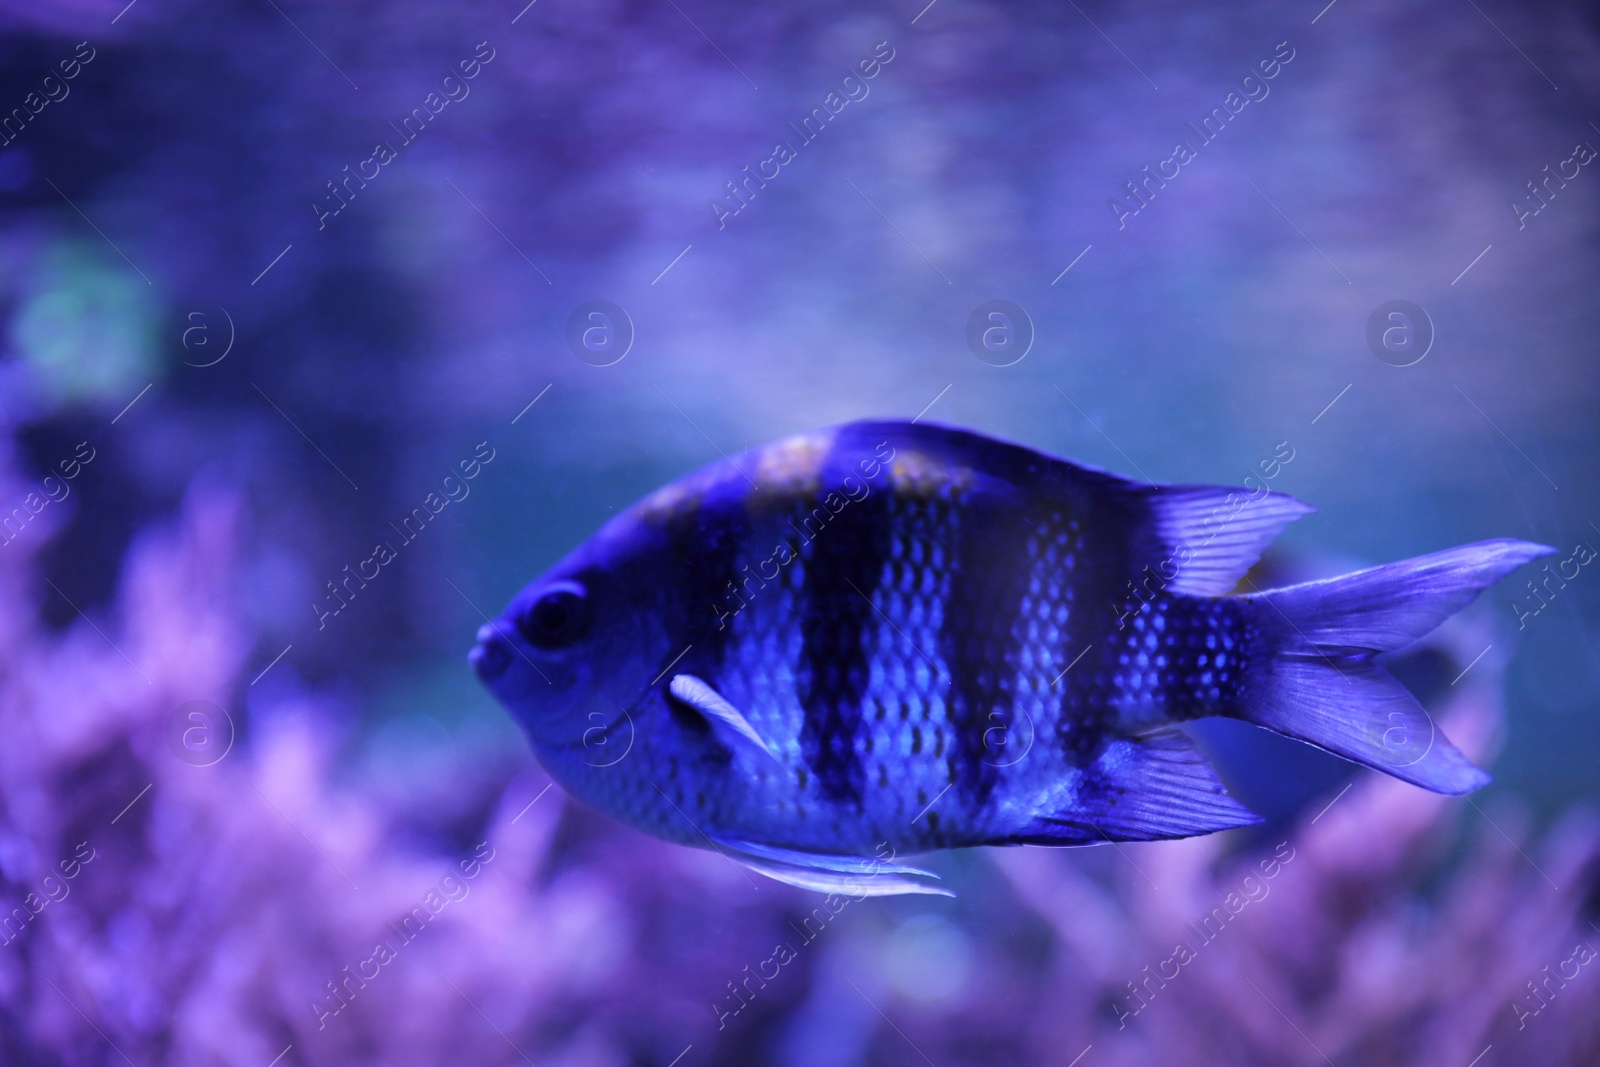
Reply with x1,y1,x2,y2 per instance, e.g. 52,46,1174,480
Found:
573,423,1243,850
666,424,1204,852
625,422,1202,851
793,450,890,807
474,420,1551,895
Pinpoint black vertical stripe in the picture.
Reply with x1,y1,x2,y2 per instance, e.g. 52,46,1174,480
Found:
938,482,1047,808
798,445,893,805
1055,484,1149,777
1157,595,1252,719
660,477,748,683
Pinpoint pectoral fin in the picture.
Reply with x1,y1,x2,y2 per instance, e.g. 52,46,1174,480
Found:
667,674,781,765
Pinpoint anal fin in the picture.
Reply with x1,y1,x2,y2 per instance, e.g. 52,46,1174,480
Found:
1007,728,1261,845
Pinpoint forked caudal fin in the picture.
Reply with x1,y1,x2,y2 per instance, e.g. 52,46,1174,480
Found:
1235,539,1554,795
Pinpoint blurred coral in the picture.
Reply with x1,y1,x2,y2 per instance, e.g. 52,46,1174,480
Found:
995,693,1600,1067
0,446,1596,1066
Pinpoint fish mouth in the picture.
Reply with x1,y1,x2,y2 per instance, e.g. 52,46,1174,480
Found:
469,622,513,683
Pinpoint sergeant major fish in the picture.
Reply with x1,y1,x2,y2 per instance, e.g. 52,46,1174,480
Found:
470,421,1551,896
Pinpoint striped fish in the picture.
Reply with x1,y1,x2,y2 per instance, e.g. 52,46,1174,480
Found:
471,421,1550,895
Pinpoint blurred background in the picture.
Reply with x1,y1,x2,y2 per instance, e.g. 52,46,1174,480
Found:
0,0,1596,1064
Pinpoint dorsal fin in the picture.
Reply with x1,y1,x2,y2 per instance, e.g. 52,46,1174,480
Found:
667,675,782,764
1138,485,1315,595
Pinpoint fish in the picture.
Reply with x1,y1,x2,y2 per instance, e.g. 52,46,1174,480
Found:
470,421,1552,896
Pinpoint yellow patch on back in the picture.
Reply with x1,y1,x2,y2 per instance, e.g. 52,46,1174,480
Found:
633,430,836,526
748,429,836,504
634,475,706,526
891,450,973,500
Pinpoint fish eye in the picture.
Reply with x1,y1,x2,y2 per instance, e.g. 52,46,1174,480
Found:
517,581,592,650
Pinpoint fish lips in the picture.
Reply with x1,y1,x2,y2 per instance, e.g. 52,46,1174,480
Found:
467,609,629,720
469,620,564,695
469,621,516,683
